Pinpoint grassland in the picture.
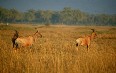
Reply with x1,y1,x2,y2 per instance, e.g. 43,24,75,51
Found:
0,24,116,73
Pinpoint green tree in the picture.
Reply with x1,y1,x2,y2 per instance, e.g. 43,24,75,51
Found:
24,9,36,23
10,8,22,22
51,11,60,24
35,10,42,23
40,10,53,25
60,7,73,24
94,14,110,25
0,7,12,23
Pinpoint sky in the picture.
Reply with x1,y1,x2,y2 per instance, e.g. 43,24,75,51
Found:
0,0,116,14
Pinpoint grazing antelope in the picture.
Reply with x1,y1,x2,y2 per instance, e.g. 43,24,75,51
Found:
14,30,42,49
12,30,19,48
76,29,97,51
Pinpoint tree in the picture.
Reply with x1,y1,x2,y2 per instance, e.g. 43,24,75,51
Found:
24,9,36,23
60,7,73,24
35,10,42,23
51,11,60,24
0,6,116,26
94,14,110,25
10,8,22,22
40,10,53,25
0,7,12,23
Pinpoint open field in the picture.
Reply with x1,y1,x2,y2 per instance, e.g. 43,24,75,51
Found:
0,24,116,73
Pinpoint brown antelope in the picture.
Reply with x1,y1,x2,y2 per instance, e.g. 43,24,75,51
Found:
12,30,19,48
14,30,42,49
76,29,97,51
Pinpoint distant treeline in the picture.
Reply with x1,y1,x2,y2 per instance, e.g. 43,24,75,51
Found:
0,6,116,26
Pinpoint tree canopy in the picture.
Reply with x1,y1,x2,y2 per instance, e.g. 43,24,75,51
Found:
0,7,116,26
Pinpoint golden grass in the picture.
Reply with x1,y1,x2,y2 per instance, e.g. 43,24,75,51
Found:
0,24,116,73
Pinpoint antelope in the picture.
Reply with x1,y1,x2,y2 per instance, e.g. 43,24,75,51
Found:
14,30,42,49
76,29,97,51
12,30,19,48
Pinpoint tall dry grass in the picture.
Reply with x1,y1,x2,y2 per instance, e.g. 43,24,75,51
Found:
0,24,116,73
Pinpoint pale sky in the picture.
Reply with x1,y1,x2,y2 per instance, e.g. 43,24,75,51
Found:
0,0,116,14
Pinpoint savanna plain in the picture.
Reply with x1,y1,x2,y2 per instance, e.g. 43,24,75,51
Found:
0,24,116,73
